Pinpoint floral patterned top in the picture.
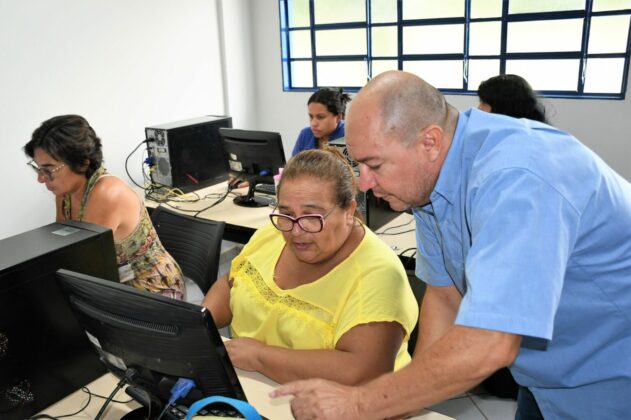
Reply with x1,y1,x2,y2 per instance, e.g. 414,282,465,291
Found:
61,167,184,300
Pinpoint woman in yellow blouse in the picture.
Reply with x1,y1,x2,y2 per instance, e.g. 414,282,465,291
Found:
203,149,418,385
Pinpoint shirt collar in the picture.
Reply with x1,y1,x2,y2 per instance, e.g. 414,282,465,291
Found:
429,110,470,206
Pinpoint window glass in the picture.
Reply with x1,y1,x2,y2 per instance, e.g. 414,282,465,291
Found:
279,0,631,97
317,61,368,87
371,26,398,56
403,0,464,19
584,58,626,93
316,29,366,56
371,0,397,23
592,0,631,12
287,0,310,27
289,30,312,58
403,24,464,54
291,61,314,87
314,0,365,24
469,22,502,55
506,59,580,91
404,60,463,89
468,59,501,91
589,15,631,54
371,60,399,77
471,0,503,18
509,0,585,14
508,19,583,53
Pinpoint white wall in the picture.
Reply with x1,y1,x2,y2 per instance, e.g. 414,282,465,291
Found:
219,0,258,129
2,0,629,240
0,0,227,240
250,0,631,181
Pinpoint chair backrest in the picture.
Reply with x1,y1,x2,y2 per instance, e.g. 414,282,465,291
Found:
151,206,225,295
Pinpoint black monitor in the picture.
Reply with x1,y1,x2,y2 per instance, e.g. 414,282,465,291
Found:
0,221,118,420
219,128,286,208
56,269,247,419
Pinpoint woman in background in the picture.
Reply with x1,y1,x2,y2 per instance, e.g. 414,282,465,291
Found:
477,74,548,123
24,114,185,299
292,87,351,156
204,149,418,385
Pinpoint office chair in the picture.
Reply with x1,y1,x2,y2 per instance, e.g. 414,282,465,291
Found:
151,206,225,298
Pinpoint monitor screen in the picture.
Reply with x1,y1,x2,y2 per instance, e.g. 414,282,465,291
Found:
56,269,247,418
219,128,286,208
0,221,118,420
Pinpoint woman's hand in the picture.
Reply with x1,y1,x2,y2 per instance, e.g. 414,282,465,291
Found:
225,337,265,371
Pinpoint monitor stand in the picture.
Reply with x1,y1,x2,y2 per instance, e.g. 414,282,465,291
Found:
121,407,153,420
233,182,273,208
121,385,167,420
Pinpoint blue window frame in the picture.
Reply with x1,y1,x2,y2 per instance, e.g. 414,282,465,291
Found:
279,0,631,99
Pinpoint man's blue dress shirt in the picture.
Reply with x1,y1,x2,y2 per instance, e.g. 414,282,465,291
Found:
413,108,631,418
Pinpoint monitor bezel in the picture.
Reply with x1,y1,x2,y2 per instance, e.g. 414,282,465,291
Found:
55,269,247,414
219,128,286,208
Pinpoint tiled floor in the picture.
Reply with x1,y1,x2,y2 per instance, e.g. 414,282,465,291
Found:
428,386,518,420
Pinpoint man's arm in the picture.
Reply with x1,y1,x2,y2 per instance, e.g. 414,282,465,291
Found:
357,325,521,418
414,284,461,355
274,324,521,420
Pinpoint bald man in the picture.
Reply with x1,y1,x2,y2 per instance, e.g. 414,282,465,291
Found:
272,70,631,419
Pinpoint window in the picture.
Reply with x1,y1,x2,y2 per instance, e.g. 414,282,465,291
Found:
279,0,631,98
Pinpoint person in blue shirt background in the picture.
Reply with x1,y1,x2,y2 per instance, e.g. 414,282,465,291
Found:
274,70,631,420
291,87,351,156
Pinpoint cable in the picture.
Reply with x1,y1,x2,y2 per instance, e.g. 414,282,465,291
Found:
378,228,415,236
192,189,231,217
155,378,196,420
125,139,151,189
82,387,134,404
376,216,415,235
27,387,92,420
398,247,417,270
94,368,139,420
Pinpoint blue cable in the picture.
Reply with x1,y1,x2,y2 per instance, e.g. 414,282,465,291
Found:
169,378,196,405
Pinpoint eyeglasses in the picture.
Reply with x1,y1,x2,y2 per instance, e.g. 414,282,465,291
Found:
27,160,65,180
269,207,337,233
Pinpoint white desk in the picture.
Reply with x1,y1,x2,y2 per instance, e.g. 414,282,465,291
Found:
40,371,452,420
139,183,417,253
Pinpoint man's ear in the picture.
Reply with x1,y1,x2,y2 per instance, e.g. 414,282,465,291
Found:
419,125,443,162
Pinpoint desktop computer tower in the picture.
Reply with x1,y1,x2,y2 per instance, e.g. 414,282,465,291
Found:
145,115,232,191
328,138,401,230
0,221,119,419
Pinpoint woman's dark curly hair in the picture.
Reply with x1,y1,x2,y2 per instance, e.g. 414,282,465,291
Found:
308,87,352,117
24,114,103,178
478,74,547,123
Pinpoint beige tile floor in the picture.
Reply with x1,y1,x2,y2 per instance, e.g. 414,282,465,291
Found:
429,386,518,420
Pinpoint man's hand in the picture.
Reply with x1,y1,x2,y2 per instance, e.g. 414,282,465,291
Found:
271,378,361,420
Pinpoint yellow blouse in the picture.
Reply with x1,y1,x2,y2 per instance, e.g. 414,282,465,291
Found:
229,222,419,370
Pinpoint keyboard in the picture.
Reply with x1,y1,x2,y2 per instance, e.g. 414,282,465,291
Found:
167,403,245,419
254,183,277,196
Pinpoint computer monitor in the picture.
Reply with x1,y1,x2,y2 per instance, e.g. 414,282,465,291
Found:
0,221,118,420
56,269,247,419
219,128,286,208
